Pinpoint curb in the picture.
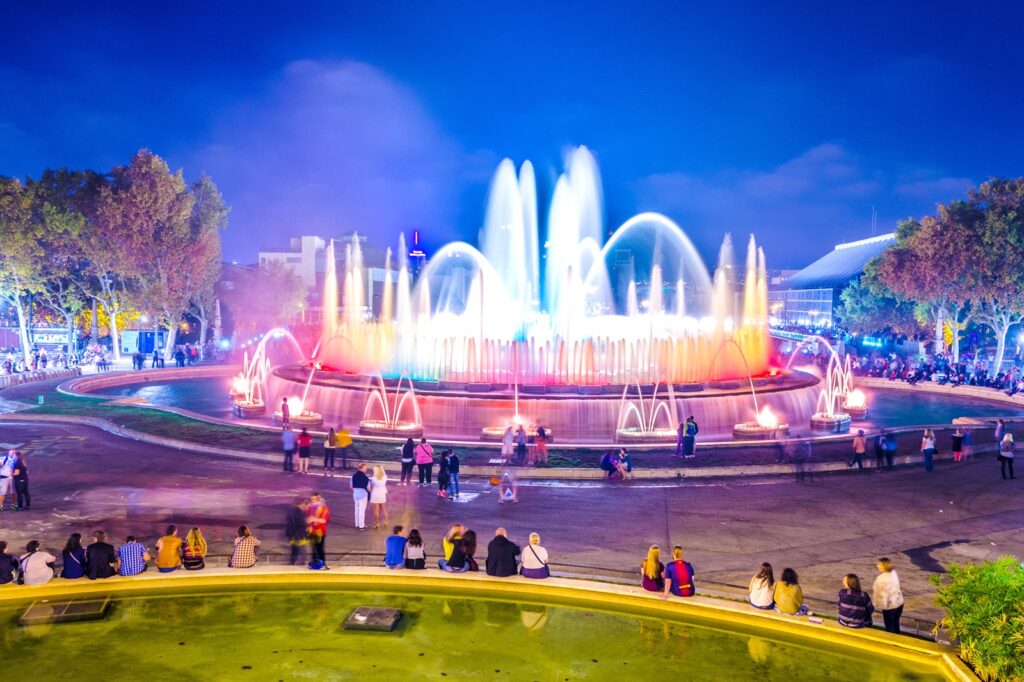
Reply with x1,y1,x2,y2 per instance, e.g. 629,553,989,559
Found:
0,410,994,480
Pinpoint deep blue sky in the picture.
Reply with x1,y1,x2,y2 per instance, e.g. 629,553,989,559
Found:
2,2,1022,267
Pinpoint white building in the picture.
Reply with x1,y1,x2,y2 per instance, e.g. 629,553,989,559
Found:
258,236,325,289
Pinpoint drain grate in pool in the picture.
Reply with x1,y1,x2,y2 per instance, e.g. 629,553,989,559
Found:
343,607,403,632
19,597,111,626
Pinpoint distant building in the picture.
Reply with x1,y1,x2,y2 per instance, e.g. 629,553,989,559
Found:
407,229,428,276
769,233,896,328
258,236,325,289
259,232,411,323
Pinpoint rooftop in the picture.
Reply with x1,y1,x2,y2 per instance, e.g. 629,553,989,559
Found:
784,233,896,290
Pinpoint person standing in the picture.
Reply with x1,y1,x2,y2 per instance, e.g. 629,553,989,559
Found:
874,431,887,471
336,425,353,470
437,451,451,498
154,525,183,573
998,433,1016,480
850,430,866,470
323,428,337,475
84,531,117,580
951,428,964,463
447,450,461,499
281,427,297,473
369,465,389,528
682,415,699,459
307,492,331,569
280,397,291,427
399,438,415,486
534,426,549,465
351,465,370,530
884,432,897,470
995,419,1006,445
920,428,936,473
501,426,514,462
12,450,29,510
962,428,974,459
515,425,528,465
872,557,904,634
674,421,685,457
286,497,309,565
0,449,16,511
415,438,434,485
296,428,312,474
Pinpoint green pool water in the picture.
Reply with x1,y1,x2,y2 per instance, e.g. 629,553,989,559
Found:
0,589,944,681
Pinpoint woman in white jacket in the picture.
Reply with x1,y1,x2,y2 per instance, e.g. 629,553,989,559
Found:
872,557,904,634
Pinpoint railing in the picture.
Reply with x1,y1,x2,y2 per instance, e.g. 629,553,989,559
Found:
102,551,943,642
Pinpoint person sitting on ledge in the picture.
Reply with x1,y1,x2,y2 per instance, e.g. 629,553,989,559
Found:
748,562,775,610
520,533,550,579
19,540,56,586
640,545,665,593
384,526,406,569
442,523,464,563
773,568,809,615
117,535,150,577
85,531,117,580
229,525,260,569
599,451,618,479
661,545,695,599
440,530,478,572
837,573,874,629
0,540,18,585
154,525,183,573
403,528,426,569
485,527,520,578
182,527,207,571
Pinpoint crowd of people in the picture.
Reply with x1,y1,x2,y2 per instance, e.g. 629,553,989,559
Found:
2,347,75,374
851,350,1024,392
0,513,912,635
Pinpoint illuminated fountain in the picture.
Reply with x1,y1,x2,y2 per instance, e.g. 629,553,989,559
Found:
733,405,791,440
260,146,823,442
810,354,852,433
230,327,303,418
359,374,424,438
616,380,678,442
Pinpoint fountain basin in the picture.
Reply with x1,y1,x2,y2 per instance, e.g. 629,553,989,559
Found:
810,413,851,433
358,420,424,438
842,404,869,419
615,427,677,443
232,399,266,418
274,410,324,428
732,421,791,440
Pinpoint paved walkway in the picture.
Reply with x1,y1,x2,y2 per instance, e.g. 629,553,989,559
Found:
1,420,1021,623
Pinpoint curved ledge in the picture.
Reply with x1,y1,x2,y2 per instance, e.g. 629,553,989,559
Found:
0,568,975,680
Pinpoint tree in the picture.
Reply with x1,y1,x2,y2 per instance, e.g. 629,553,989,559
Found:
836,259,919,334
875,217,975,362
94,150,195,361
964,179,1024,372
0,177,39,363
221,261,306,337
186,176,229,357
27,172,90,352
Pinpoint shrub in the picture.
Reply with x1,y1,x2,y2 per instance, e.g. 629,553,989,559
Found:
932,557,1024,681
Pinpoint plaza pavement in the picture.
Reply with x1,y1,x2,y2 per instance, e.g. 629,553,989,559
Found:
1,420,1021,624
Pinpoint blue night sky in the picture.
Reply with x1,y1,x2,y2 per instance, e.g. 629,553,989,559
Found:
2,2,1022,267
